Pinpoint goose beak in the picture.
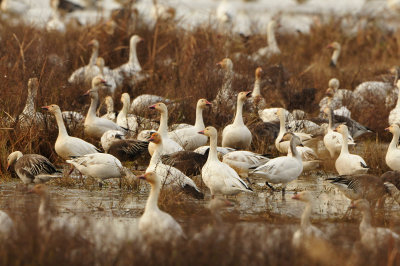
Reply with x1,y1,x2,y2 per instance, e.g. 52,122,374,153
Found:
292,194,300,200
149,104,156,109
349,202,356,209
83,90,91,96
326,44,333,49
139,37,144,42
6,163,10,171
198,130,205,135
205,101,212,106
299,143,304,147
41,106,49,110
385,127,390,131
138,174,146,180
216,61,222,67
148,136,155,142
245,91,252,97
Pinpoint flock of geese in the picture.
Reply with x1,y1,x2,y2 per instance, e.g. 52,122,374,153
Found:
3,29,400,251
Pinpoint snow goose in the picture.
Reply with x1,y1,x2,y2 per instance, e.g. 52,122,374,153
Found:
101,130,149,162
323,107,355,158
259,107,292,123
138,171,185,242
351,199,400,251
249,133,303,195
42,104,100,160
18,78,45,128
0,209,14,239
213,58,235,110
84,77,127,139
326,174,387,206
0,0,29,15
199,126,252,197
47,2,65,33
169,99,211,150
100,96,116,122
385,124,400,171
222,151,270,180
194,146,235,157
112,35,149,87
252,20,281,61
389,80,400,126
116,93,138,132
327,42,341,67
96,57,116,96
161,149,209,176
353,78,395,110
66,153,136,187
146,132,203,199
216,0,235,25
292,191,327,249
334,124,368,175
222,91,252,149
275,108,312,153
249,67,267,111
319,78,353,116
68,39,100,85
148,102,183,156
6,151,61,184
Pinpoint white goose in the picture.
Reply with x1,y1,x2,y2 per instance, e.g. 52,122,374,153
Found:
335,124,368,175
113,35,149,87
249,67,267,111
18,78,45,128
259,107,292,123
96,57,117,96
389,80,400,126
292,191,327,249
100,96,116,122
148,102,183,156
116,93,138,132
222,151,270,180
249,133,303,195
146,132,203,199
222,91,252,149
66,153,136,187
169,99,211,150
130,94,170,114
327,41,341,67
138,171,185,242
319,78,353,117
6,151,61,184
351,199,400,251
84,77,127,139
385,124,400,171
283,133,320,171
275,108,312,153
68,39,100,85
199,126,252,197
42,104,100,160
323,107,355,158
194,146,235,156
252,20,281,61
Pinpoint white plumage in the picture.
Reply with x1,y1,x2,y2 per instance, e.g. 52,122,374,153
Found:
385,124,400,171
222,151,270,178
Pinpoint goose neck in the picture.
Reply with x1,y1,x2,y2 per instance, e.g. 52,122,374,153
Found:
129,42,141,71
87,95,99,119
149,142,163,166
289,140,301,159
194,106,205,129
331,48,340,66
389,130,400,151
23,91,36,115
145,182,161,213
267,23,277,48
54,110,69,137
359,209,372,235
327,108,334,130
121,100,129,116
233,99,245,126
158,110,169,136
89,46,98,67
278,111,286,137
207,134,219,162
222,68,233,93
252,78,261,97
396,87,400,108
340,130,349,154
300,202,312,228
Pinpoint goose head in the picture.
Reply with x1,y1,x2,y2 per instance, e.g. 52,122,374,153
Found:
276,108,285,119
88,39,99,50
385,124,400,135
238,91,252,103
130,35,143,47
334,124,348,135
350,199,370,212
149,102,167,113
255,67,263,79
325,87,335,97
6,151,23,171
327,42,341,51
138,171,160,186
198,126,217,138
216,58,233,71
92,76,109,89
280,133,304,147
197,98,212,109
41,104,61,114
148,132,162,144
96,57,105,70
328,78,340,91
292,191,313,202
121,93,131,106
28,184,48,196
101,130,126,151
396,80,400,89
104,96,114,111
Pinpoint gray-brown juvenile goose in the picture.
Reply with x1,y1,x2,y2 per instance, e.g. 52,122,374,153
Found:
7,151,61,184
161,149,209,176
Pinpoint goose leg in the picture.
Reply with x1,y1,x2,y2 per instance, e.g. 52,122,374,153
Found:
265,182,275,191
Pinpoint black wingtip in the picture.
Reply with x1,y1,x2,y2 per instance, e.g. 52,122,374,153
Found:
183,184,204,199
329,61,336,68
